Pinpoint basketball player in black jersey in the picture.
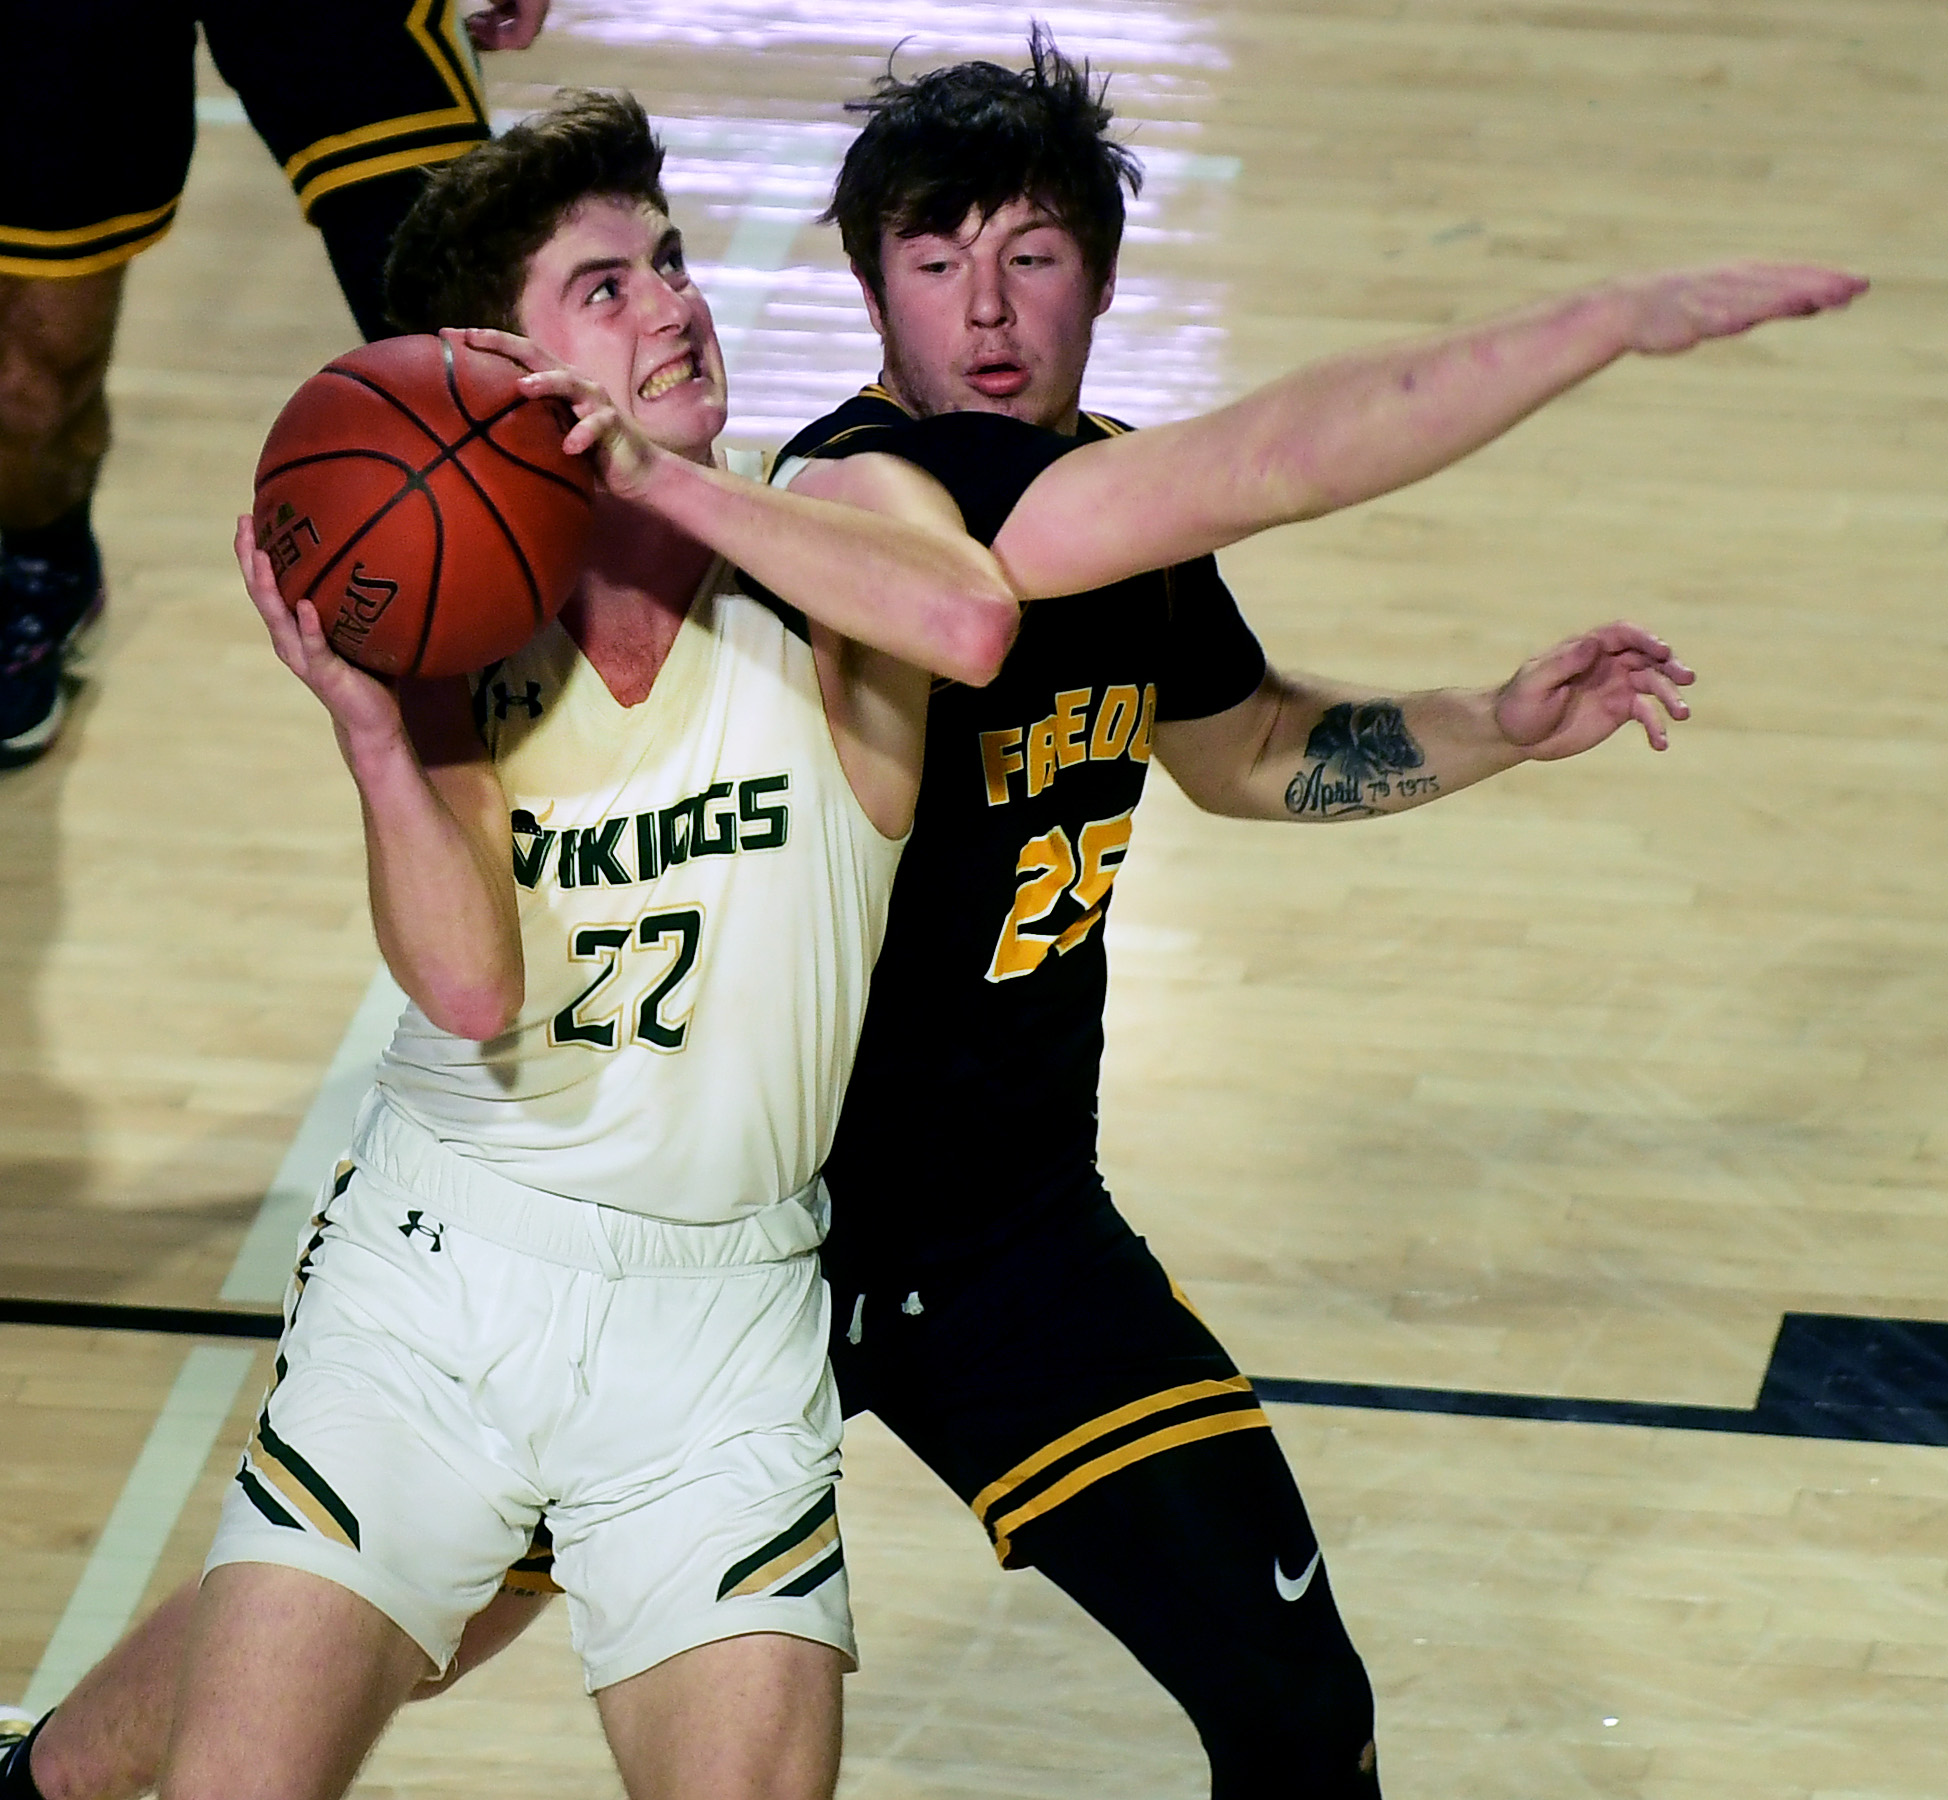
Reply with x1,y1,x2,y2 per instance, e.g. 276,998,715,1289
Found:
0,35,1862,1800
768,34,1859,1800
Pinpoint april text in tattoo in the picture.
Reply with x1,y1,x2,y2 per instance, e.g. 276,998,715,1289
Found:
1284,701,1434,818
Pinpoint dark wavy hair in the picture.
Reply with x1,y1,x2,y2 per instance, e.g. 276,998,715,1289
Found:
824,24,1143,308
384,90,669,334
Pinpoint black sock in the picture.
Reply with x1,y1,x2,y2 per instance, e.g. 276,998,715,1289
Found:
311,168,429,341
2,498,99,586
0,1712,52,1800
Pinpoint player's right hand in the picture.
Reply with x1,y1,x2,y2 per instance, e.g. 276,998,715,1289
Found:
235,516,405,749
458,327,668,503
1614,261,1867,355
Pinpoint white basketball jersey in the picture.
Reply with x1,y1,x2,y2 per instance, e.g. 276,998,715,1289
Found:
376,518,905,1224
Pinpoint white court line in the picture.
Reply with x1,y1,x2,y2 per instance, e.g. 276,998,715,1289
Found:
19,966,407,1711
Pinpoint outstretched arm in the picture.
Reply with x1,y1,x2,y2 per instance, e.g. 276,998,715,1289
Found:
237,520,521,1036
624,449,1018,684
467,329,1020,687
992,263,1866,597
1157,621,1694,822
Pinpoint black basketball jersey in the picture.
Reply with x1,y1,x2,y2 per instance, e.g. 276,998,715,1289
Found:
779,388,1266,1276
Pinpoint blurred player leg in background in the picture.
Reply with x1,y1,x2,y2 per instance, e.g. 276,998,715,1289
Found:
0,0,542,767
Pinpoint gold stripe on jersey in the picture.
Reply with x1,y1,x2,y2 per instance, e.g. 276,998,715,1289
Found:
822,389,1127,442
969,1375,1270,1567
814,422,897,453
802,384,913,451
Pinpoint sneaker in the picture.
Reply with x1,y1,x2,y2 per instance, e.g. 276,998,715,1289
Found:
0,552,105,768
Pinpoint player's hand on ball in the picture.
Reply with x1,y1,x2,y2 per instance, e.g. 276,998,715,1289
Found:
1493,621,1695,761
1614,261,1867,355
458,328,665,501
234,516,404,747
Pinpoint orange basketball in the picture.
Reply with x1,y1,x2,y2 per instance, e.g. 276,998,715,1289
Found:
252,335,595,678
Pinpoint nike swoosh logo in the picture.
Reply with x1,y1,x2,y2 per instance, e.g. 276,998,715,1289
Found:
1274,1550,1321,1603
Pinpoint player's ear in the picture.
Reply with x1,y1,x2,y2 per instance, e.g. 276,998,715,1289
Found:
1093,256,1119,318
852,262,888,338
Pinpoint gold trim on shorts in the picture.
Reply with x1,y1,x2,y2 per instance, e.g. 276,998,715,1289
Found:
281,0,486,214
716,1490,844,1600
0,200,178,278
972,1375,1272,1567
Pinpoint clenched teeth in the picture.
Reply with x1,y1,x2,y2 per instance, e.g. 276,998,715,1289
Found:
639,356,695,401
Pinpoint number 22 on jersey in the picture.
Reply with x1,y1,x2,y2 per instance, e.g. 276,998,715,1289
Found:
987,810,1134,982
553,907,705,1052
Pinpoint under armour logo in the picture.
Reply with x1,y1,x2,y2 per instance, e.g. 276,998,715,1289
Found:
399,1210,444,1252
492,680,543,720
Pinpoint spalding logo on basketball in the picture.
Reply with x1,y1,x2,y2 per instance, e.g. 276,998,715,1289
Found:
252,334,596,678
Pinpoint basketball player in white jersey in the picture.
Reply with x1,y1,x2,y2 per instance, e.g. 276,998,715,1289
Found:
157,91,1024,1800
8,68,1856,1800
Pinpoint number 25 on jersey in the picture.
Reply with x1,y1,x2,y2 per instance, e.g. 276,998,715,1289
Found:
987,810,1134,982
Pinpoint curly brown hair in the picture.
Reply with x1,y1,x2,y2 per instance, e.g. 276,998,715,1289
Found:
384,89,669,334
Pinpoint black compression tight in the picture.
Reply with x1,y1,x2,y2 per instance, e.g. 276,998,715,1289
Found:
1013,1425,1382,1799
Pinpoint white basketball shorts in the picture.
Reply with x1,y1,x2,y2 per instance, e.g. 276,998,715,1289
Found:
205,1095,853,1690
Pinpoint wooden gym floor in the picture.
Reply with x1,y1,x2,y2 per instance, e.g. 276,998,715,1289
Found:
3,2,1945,1795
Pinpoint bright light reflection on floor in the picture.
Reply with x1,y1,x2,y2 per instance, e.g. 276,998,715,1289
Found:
502,2,1235,436
550,0,1228,69
653,124,1231,436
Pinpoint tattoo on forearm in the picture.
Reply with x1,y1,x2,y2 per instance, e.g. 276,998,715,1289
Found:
1283,701,1436,818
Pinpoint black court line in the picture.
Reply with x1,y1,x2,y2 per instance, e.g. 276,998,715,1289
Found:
2,1301,1944,1447
1257,1314,1948,1448
0,1297,280,1340
1252,1376,1759,1434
